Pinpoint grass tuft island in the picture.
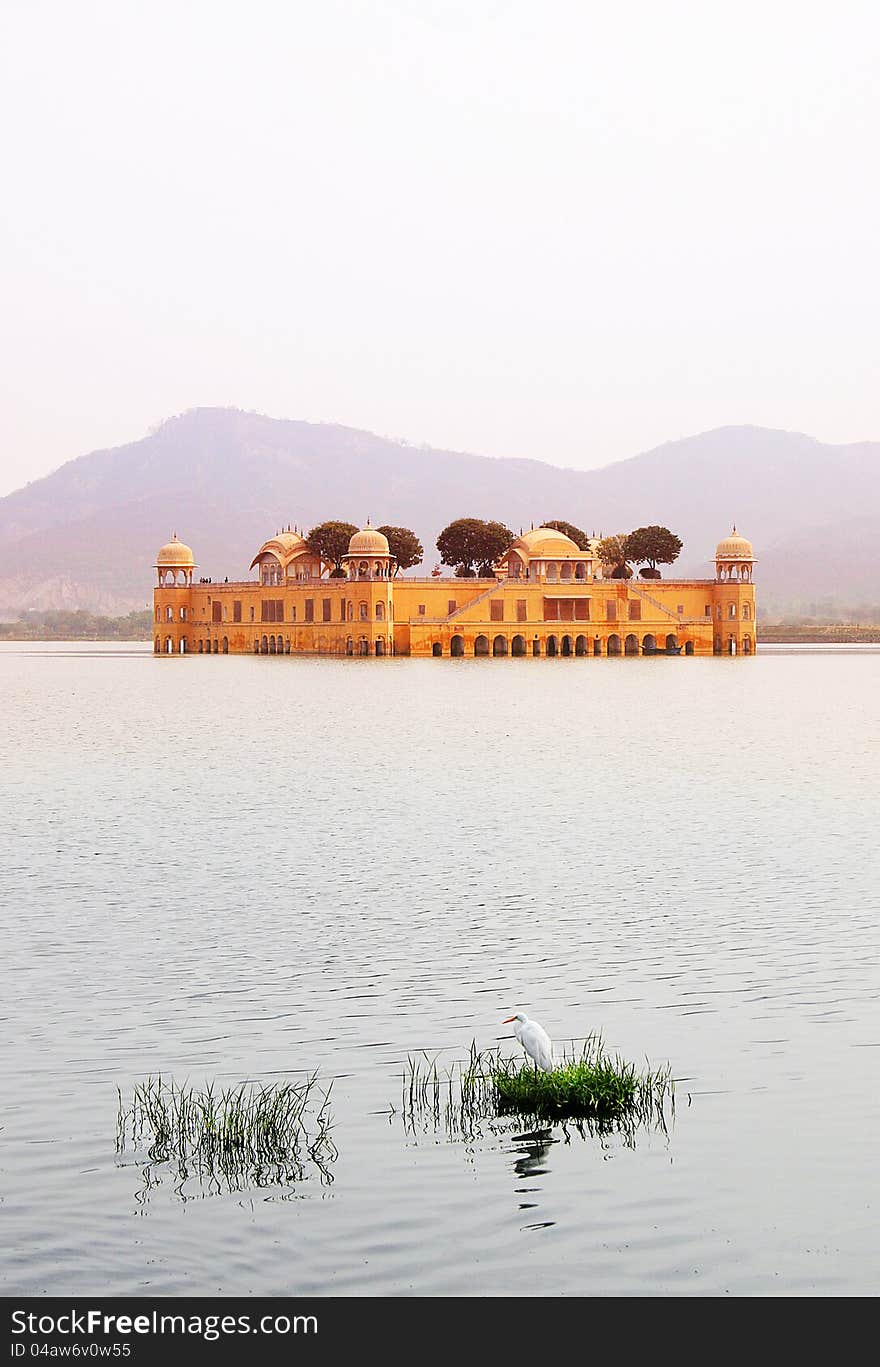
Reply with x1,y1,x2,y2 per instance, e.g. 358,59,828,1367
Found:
402,1036,673,1136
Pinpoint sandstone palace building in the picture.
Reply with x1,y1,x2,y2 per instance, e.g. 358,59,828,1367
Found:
153,523,756,658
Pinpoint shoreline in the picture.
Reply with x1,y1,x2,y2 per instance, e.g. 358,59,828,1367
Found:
1,628,879,646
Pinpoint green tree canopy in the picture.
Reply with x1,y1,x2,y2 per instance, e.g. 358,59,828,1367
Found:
306,521,359,576
376,525,424,574
597,534,633,579
625,525,683,573
436,518,513,577
541,519,591,551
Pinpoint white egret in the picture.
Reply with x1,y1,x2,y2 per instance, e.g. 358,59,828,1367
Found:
502,1012,554,1072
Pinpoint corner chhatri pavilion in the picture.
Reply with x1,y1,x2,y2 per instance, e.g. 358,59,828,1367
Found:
153,523,756,658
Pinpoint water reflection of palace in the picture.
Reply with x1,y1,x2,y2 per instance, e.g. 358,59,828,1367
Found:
153,523,757,659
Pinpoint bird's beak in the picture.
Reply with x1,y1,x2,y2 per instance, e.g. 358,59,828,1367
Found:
501,1016,516,1024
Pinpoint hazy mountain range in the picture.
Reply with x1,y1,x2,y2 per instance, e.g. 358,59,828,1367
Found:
1,407,878,619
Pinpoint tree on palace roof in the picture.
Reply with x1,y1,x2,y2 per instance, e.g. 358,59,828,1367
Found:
376,526,423,574
307,521,358,577
437,518,513,578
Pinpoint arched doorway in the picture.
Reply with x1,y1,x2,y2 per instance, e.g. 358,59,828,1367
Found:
269,635,276,654
561,635,572,656
451,635,464,657
743,635,752,654
511,634,526,657
547,635,558,657
474,634,489,656
493,635,508,656
212,640,218,653
625,633,639,655
532,637,541,656
642,633,656,653
666,633,678,651
432,642,442,657
575,635,588,656
154,636,160,654
376,638,386,655
685,640,694,655
261,635,268,654
593,637,602,656
607,634,621,655
165,636,173,654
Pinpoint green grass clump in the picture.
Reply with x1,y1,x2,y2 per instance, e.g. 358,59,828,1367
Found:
116,1073,337,1199
493,1053,638,1120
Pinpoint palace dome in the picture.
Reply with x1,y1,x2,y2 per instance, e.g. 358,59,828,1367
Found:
156,534,194,566
716,527,754,560
249,530,308,569
511,526,583,558
348,521,390,556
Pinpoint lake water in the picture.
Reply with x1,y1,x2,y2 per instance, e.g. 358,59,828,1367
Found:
1,642,878,1297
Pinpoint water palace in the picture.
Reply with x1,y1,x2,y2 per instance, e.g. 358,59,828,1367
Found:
153,523,756,658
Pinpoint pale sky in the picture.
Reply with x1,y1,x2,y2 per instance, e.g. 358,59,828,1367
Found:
1,0,878,496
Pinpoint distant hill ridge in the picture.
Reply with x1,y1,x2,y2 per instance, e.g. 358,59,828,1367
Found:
0,407,877,619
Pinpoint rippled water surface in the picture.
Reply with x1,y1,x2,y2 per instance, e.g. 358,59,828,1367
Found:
1,642,878,1296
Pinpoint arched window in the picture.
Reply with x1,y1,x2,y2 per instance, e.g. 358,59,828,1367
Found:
729,603,737,618
179,606,187,621
560,563,572,581
546,563,558,582
165,605,173,621
743,602,750,620
155,606,160,622
359,601,368,620
376,601,384,620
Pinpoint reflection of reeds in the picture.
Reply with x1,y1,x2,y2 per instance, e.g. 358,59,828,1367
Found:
116,1075,337,1202
400,1038,674,1147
